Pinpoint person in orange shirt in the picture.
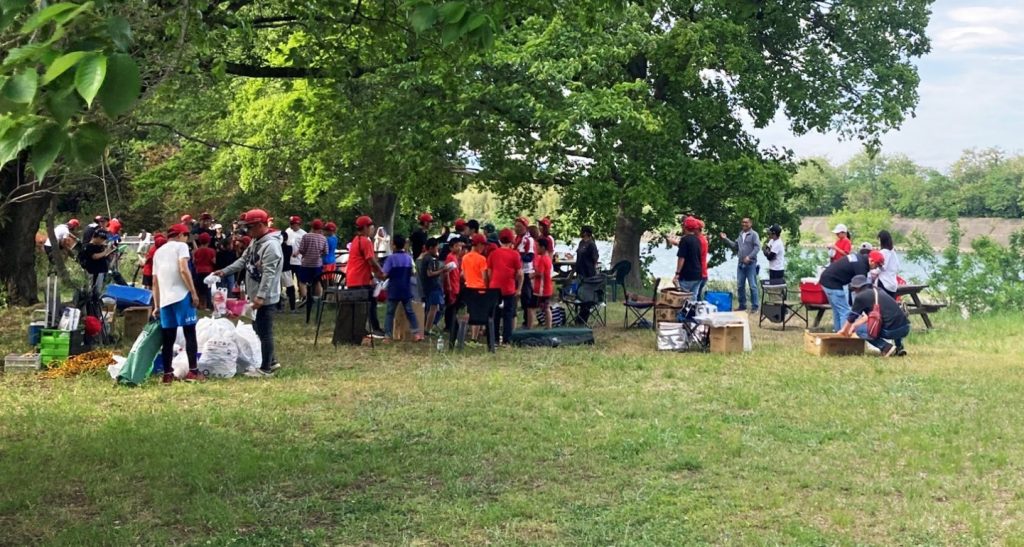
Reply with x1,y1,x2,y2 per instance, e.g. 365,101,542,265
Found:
462,234,489,289
830,223,852,263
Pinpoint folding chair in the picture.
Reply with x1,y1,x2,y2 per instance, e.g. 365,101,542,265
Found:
564,275,606,328
602,260,632,302
623,279,660,329
450,288,500,352
678,300,710,352
313,269,347,330
758,279,807,331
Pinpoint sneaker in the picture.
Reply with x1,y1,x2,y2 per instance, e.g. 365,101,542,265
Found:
896,349,908,357
413,333,424,342
736,306,747,312
270,362,282,371
245,368,274,378
750,308,759,313
184,370,205,382
370,329,386,338
881,344,899,358
162,373,175,384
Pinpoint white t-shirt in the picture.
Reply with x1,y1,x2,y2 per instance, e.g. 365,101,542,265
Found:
153,241,192,307
876,248,901,292
44,224,71,247
767,238,785,271
286,228,306,266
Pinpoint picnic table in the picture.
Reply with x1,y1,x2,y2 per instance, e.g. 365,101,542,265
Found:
805,283,946,330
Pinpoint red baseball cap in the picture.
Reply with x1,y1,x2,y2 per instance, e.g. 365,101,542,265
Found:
683,216,701,231
355,215,374,228
242,208,270,225
538,217,551,227
470,233,486,246
67,219,80,229
499,228,516,244
515,217,530,227
418,212,433,224
869,250,885,265
324,222,337,232
289,215,301,225
454,218,468,230
197,232,212,244
167,223,190,237
180,214,193,223
311,219,324,230
154,234,168,248
200,212,213,220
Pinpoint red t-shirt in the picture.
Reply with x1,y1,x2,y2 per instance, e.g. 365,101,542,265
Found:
487,247,522,296
445,254,461,304
698,233,709,279
532,254,553,297
346,236,375,287
831,237,852,263
143,246,157,276
193,246,216,274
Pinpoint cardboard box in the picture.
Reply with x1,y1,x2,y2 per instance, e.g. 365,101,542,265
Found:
658,288,692,308
392,301,425,341
123,306,151,343
655,305,682,323
710,325,745,354
803,330,864,356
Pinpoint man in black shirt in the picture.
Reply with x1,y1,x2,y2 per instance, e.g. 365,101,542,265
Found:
818,249,871,332
673,217,703,295
838,275,910,356
411,212,433,260
574,225,600,324
79,229,114,309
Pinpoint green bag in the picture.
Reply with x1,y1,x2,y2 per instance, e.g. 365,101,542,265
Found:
117,321,161,386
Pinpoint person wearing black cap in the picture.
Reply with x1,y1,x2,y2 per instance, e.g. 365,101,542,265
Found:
838,274,910,357
763,224,785,284
79,229,115,310
82,215,109,243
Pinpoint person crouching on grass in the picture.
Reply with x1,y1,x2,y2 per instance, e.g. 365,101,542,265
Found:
530,237,554,328
152,224,202,383
838,274,910,357
214,209,284,377
382,235,422,342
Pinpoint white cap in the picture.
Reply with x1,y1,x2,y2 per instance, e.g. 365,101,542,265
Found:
832,224,848,234
859,242,873,251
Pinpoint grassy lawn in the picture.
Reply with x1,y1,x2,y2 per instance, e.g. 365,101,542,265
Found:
2,303,1024,545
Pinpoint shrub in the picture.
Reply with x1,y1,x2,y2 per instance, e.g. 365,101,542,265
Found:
827,208,897,245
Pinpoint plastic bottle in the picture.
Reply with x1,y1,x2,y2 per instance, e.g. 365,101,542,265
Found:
436,336,445,353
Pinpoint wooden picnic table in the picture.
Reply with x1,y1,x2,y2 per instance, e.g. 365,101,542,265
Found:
805,283,946,330
553,259,576,277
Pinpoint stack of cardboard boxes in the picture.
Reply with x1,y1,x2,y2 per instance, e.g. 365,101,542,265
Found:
654,288,692,326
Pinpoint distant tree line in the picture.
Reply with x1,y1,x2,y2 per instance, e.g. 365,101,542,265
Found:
791,149,1024,219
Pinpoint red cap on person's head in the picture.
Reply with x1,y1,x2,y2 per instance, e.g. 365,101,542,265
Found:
67,219,80,229
499,228,516,244
471,233,487,246
200,212,213,221
869,250,885,265
180,214,193,223
154,235,168,248
242,208,270,225
515,216,530,227
538,217,552,227
325,222,337,232
197,233,211,244
311,219,324,230
683,216,701,231
355,215,374,229
418,212,433,224
289,215,301,225
167,223,190,237
454,218,468,230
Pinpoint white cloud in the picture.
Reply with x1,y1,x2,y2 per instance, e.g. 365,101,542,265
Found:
934,25,1019,51
947,6,1024,25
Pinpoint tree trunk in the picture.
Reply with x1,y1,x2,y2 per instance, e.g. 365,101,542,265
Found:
610,197,644,288
369,189,397,236
0,156,49,306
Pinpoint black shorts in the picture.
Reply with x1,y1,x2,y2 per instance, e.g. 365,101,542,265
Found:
520,274,536,308
535,296,550,308
142,274,153,287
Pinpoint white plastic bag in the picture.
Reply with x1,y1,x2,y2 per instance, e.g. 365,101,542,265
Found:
199,338,238,378
195,317,214,348
212,288,228,317
234,323,263,373
171,349,189,379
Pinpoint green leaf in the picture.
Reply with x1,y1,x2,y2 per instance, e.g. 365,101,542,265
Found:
409,5,436,33
107,15,132,51
74,53,106,107
97,53,140,117
45,85,80,124
3,43,48,66
1,68,38,103
29,123,65,180
69,122,108,164
461,12,488,33
42,51,88,84
20,2,77,34
438,2,467,24
441,22,461,45
52,1,91,25
0,123,30,166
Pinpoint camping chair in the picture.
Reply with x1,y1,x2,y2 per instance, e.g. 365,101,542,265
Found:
313,269,347,327
758,279,807,331
623,279,660,329
450,288,501,352
603,260,632,302
677,300,711,352
563,275,606,328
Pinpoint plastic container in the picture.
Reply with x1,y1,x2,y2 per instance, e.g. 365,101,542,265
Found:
799,282,828,305
4,353,41,373
705,291,732,312
225,298,246,317
28,321,45,346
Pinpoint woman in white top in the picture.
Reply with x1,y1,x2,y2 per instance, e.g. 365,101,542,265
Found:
763,224,786,284
872,230,901,299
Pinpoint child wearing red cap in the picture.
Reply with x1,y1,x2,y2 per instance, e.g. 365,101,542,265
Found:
488,228,524,344
531,237,554,329
411,213,433,259
323,222,339,273
192,232,216,310
153,224,202,382
347,215,385,334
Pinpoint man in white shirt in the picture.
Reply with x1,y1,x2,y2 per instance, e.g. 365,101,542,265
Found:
764,224,786,284
152,223,202,384
44,218,79,255
285,215,307,303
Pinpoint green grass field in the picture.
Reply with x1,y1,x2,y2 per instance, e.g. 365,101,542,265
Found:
2,304,1023,545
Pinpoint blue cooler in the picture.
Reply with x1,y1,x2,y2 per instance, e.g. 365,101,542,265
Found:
28,321,45,346
705,291,732,312
103,284,153,309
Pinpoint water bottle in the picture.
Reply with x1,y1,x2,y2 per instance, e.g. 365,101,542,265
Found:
436,336,445,353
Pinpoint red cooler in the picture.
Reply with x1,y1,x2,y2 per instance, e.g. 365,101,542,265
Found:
800,281,828,305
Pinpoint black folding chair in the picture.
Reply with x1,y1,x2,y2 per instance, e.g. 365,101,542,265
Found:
450,288,500,352
623,279,660,329
602,260,632,302
564,275,606,328
758,279,807,331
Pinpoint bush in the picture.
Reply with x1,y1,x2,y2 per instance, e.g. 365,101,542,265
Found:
786,248,829,280
827,208,897,245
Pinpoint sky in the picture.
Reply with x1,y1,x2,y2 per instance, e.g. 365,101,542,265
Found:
753,0,1024,171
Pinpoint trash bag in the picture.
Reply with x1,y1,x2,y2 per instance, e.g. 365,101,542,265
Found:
199,338,238,378
234,323,262,373
117,322,162,386
195,317,214,348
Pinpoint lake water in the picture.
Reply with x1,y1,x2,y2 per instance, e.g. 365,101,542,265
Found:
556,240,933,283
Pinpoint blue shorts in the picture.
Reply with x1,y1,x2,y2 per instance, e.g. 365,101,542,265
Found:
297,266,322,284
160,296,198,329
425,289,445,307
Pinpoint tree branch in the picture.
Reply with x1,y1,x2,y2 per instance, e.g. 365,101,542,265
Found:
135,122,268,151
